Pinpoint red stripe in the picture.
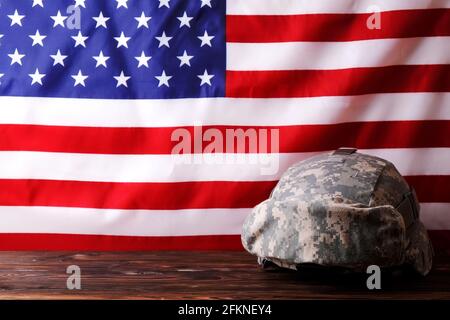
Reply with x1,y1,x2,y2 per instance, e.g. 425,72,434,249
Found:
226,65,450,98
0,234,243,250
0,176,446,210
429,231,450,256
1,121,449,154
405,176,450,203
0,232,448,252
227,9,450,42
0,180,276,209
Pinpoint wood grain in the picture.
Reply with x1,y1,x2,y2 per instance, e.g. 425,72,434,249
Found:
0,251,449,299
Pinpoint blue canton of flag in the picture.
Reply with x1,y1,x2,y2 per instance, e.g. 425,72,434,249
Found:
0,0,226,99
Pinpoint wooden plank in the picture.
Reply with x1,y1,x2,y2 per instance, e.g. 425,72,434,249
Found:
0,251,449,299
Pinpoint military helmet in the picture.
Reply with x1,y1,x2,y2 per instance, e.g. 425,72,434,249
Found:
242,148,434,275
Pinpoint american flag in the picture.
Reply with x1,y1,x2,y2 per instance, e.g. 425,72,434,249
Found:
0,0,449,250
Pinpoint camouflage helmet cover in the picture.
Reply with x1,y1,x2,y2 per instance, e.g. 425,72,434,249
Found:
241,148,434,275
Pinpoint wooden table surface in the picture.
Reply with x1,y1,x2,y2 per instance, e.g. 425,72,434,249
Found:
0,251,449,299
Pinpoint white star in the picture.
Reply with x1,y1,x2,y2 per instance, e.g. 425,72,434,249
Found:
114,71,131,88
50,50,67,66
198,30,214,47
135,51,151,68
114,32,131,48
72,31,88,47
135,12,151,28
74,0,86,8
200,0,212,8
158,0,170,8
51,11,67,28
32,0,44,8
198,69,214,86
0,74,4,81
8,10,25,27
155,31,172,48
71,70,88,87
116,0,128,9
177,50,193,67
93,12,110,28
155,70,172,87
28,68,46,86
93,50,110,68
8,49,25,66
29,30,47,47
177,12,193,28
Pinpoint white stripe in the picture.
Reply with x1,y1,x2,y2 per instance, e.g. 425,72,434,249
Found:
227,0,450,15
227,37,450,71
0,148,448,182
0,206,249,236
0,93,449,127
362,148,450,176
0,203,448,236
421,203,450,230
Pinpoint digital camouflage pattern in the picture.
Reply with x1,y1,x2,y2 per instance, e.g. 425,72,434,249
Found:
242,149,434,275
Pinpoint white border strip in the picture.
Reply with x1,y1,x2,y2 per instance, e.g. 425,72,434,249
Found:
227,0,450,15
0,93,449,127
228,37,450,71
0,148,448,182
